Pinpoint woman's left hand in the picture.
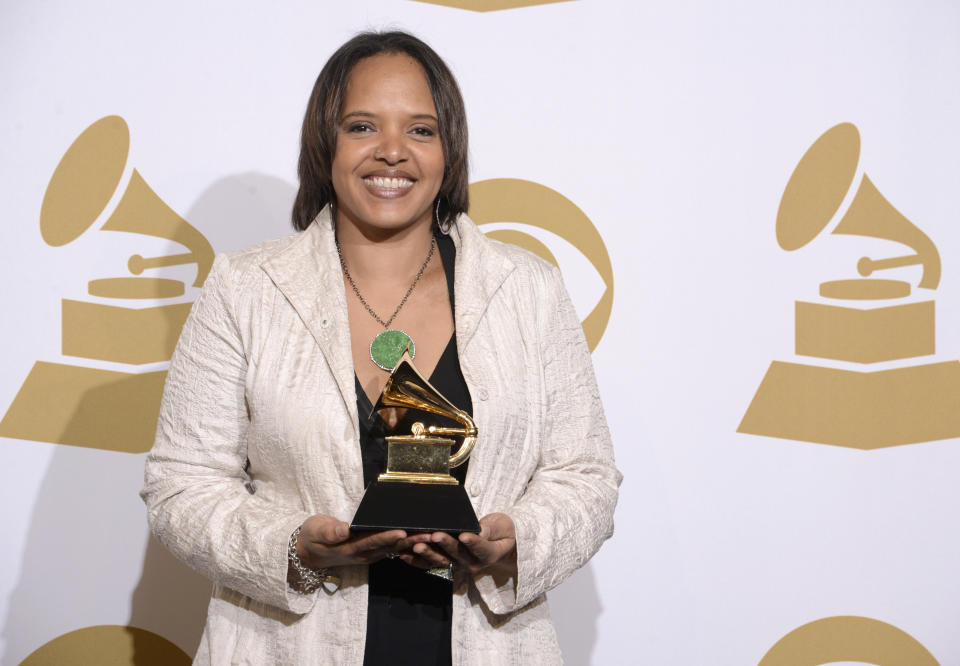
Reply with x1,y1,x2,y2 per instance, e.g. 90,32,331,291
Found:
399,513,517,577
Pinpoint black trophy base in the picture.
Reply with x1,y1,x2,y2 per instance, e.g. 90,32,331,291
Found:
350,481,480,534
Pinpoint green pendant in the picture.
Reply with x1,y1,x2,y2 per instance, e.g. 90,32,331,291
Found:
370,329,415,371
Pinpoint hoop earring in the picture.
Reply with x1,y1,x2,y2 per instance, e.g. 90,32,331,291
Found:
434,196,451,234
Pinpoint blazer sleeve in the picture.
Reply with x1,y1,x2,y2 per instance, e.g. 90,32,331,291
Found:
475,264,622,614
140,254,317,615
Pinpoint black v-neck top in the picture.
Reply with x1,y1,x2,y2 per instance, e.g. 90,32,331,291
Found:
355,232,472,666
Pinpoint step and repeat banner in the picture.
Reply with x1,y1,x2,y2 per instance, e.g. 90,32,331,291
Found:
2,1,958,664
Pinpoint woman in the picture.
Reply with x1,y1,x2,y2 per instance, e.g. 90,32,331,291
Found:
142,31,620,665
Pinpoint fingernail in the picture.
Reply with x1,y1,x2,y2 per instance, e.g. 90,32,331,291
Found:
335,524,348,538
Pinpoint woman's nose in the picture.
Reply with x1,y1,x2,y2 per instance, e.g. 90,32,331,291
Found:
374,131,406,163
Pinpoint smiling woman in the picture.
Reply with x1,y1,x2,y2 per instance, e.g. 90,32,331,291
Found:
141,30,621,666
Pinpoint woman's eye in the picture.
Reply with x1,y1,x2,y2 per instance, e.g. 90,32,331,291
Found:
346,122,374,133
412,126,435,137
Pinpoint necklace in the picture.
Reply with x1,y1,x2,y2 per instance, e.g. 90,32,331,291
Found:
336,235,436,371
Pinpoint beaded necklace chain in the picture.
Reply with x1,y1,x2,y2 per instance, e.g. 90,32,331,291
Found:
336,236,436,370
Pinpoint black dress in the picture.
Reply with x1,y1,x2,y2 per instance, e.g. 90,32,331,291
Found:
356,233,472,666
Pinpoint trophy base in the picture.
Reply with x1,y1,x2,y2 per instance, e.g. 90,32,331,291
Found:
378,471,458,485
350,481,481,534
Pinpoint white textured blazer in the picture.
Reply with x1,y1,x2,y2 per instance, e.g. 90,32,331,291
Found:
141,209,621,665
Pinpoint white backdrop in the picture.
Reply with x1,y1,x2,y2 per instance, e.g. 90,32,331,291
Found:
2,1,959,664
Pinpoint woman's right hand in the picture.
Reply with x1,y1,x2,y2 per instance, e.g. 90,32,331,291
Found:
296,515,430,569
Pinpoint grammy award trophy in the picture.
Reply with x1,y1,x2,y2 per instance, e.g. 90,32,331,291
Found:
350,350,480,534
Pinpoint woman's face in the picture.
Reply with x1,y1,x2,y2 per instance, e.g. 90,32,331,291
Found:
332,53,445,236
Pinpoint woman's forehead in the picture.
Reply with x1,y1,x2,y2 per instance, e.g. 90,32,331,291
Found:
342,53,435,114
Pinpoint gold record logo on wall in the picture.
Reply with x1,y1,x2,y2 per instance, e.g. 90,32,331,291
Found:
470,178,613,351
21,625,190,666
758,615,940,666
0,116,213,454
738,122,960,449
410,0,575,11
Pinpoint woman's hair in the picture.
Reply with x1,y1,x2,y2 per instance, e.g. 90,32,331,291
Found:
292,31,469,231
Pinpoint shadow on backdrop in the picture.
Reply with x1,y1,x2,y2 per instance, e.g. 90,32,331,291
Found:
2,376,208,665
185,171,297,253
550,563,602,664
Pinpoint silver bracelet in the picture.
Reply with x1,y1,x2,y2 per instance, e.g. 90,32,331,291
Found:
287,525,341,593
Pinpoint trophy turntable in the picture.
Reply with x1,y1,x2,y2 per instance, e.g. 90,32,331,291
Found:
351,349,481,534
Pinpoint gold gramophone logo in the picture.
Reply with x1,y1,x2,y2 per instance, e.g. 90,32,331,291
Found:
470,178,613,351
0,116,213,454
739,122,960,449
410,0,574,11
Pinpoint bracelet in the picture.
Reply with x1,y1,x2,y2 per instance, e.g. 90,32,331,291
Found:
287,525,341,593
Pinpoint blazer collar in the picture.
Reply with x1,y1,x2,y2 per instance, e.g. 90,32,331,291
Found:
446,214,516,350
259,209,358,427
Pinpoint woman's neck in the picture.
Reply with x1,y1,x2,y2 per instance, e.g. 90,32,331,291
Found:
334,216,435,283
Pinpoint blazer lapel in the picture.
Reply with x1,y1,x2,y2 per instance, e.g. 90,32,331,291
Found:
445,216,517,506
448,215,516,350
260,211,359,433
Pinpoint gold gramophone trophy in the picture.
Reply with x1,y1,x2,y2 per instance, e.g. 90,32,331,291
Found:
351,350,481,534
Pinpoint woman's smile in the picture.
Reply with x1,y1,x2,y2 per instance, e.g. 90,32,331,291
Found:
362,170,417,198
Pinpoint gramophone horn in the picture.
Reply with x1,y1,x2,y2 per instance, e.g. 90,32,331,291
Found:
834,174,940,289
38,115,214,287
776,122,860,252
40,116,130,247
101,170,214,286
776,122,940,290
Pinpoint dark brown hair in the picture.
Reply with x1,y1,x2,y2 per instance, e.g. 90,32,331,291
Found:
292,31,469,231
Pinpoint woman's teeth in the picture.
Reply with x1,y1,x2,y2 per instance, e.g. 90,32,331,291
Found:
364,176,414,190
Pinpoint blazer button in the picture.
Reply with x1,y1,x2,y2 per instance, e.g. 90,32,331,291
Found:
468,483,481,497
477,388,489,401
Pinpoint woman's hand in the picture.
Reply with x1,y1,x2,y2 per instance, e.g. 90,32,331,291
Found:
399,513,517,577
296,514,431,569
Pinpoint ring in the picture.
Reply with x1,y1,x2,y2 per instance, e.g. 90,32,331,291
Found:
385,553,399,560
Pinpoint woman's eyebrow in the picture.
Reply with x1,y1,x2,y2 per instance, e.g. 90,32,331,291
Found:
341,110,438,122
341,110,376,121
